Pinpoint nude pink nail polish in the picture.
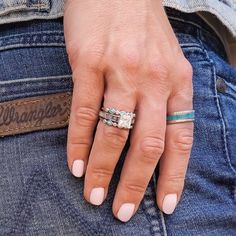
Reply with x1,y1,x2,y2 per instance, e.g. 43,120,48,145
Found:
90,187,105,205
117,203,135,222
162,193,177,214
72,160,84,177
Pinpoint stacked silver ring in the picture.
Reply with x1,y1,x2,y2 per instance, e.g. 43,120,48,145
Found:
99,107,136,129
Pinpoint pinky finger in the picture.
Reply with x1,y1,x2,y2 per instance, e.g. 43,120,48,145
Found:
156,94,194,214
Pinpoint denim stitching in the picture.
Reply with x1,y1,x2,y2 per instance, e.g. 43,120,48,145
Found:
0,31,63,40
1,119,69,134
6,169,105,235
197,28,236,176
152,172,168,236
0,32,65,49
142,173,167,236
0,74,72,85
0,93,71,107
0,89,73,103
0,43,65,52
0,31,64,45
160,211,168,236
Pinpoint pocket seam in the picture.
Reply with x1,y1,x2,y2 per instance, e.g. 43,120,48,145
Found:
197,28,236,176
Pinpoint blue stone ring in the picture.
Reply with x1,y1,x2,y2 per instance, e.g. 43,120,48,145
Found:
167,110,195,124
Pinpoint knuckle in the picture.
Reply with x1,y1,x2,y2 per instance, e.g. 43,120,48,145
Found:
90,166,113,180
68,136,91,147
147,57,169,79
74,106,98,127
67,142,91,165
174,129,194,152
120,180,146,194
66,41,75,56
116,46,141,71
67,136,91,158
79,49,103,69
66,41,80,69
172,91,193,106
67,42,104,70
159,173,185,187
179,58,193,80
140,136,165,161
103,127,128,148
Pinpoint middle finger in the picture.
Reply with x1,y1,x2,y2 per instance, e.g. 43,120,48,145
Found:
113,96,167,222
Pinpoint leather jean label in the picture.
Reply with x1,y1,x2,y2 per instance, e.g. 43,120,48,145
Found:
0,92,72,137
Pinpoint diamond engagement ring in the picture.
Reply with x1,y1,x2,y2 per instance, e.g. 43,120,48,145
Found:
99,107,136,129
167,110,195,124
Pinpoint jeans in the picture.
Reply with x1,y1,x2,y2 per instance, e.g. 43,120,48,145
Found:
0,8,235,236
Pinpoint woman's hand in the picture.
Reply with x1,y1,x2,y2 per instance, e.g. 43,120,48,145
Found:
64,0,194,222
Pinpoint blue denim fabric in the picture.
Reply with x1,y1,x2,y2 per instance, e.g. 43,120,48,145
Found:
0,8,236,235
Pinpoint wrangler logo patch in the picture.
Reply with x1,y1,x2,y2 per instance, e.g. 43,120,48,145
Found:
0,92,72,137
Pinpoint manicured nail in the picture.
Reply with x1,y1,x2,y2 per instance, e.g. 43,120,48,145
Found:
90,187,105,205
117,203,135,222
72,160,84,177
162,193,177,214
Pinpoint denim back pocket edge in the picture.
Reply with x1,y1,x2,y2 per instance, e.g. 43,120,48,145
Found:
196,29,236,177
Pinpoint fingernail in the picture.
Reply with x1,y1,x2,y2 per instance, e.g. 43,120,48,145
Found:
72,160,84,177
117,203,135,222
90,187,105,205
162,193,177,214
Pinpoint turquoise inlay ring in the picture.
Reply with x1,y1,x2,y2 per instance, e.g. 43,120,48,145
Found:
167,110,195,124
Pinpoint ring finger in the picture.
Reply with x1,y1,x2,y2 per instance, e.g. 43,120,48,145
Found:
83,80,136,206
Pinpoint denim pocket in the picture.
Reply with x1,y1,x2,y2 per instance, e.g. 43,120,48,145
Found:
214,64,236,174
182,38,236,176
0,20,156,235
160,29,236,236
0,19,73,137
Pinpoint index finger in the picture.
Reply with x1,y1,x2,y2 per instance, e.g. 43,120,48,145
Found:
67,68,104,177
